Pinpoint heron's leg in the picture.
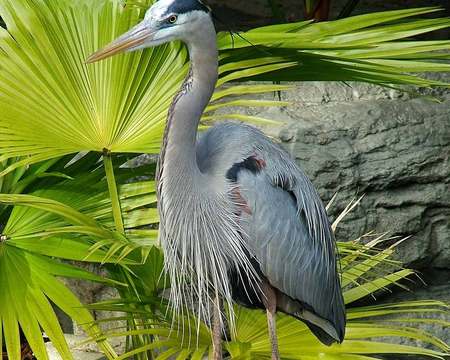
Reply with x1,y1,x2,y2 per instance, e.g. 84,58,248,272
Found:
212,294,223,360
262,282,280,360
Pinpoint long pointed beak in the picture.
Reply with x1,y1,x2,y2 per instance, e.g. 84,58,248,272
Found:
86,22,153,63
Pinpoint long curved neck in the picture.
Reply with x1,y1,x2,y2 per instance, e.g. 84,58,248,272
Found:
159,26,218,180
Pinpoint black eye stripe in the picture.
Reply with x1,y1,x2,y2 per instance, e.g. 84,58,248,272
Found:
165,0,210,16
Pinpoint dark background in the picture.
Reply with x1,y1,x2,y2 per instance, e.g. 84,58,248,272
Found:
207,0,449,37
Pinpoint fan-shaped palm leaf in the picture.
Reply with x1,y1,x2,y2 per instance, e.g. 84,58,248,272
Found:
0,154,160,359
0,0,290,176
0,156,159,263
0,238,119,360
1,2,450,176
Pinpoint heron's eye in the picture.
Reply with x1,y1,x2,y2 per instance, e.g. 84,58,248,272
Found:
167,15,178,24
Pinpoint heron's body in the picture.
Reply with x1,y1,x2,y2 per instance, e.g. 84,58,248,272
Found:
88,0,346,356
197,122,345,344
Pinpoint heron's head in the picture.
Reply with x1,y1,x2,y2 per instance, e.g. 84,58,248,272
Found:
87,0,213,63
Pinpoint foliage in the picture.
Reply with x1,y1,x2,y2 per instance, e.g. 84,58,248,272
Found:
218,7,450,86
87,225,450,360
0,0,449,359
1,2,450,175
84,198,450,359
0,156,115,359
0,0,287,176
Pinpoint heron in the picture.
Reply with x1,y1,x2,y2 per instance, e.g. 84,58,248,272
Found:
87,0,346,358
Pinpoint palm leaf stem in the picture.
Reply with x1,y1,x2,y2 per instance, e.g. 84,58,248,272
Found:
103,153,125,234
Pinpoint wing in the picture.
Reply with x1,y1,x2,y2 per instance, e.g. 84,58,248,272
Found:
238,167,345,344
204,123,346,344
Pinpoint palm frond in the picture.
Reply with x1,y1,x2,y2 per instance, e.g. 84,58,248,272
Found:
0,244,118,360
0,155,159,359
0,161,158,263
218,7,450,86
1,3,450,175
0,0,288,176
231,301,448,359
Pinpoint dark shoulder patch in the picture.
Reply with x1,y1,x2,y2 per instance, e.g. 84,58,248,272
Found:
226,155,265,182
166,0,210,15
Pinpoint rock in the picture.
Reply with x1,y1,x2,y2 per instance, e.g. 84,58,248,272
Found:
60,263,111,336
93,286,126,354
46,334,106,360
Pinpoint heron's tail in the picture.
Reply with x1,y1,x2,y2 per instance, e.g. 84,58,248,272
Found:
294,308,343,346
278,289,346,346
295,280,346,346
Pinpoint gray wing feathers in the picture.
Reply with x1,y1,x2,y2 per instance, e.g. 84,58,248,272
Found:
197,122,345,342
239,171,345,341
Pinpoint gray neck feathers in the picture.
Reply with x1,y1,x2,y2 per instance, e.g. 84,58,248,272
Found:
158,22,218,181
156,18,258,327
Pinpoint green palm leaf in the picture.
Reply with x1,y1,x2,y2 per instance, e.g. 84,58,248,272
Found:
0,0,288,176
1,2,450,176
0,157,159,263
0,155,160,359
0,244,118,359
230,304,448,359
217,7,450,86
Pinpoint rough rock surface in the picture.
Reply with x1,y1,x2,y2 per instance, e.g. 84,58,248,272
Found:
46,334,106,360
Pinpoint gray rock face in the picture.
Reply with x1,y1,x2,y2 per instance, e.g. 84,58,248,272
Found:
46,334,106,360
